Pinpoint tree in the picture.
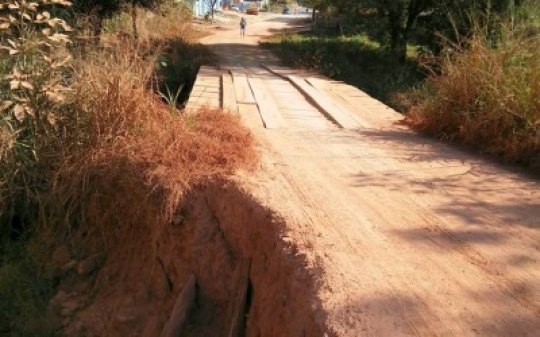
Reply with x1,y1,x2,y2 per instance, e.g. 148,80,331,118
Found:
204,0,219,19
329,0,435,62
318,0,521,62
378,0,433,62
302,0,331,29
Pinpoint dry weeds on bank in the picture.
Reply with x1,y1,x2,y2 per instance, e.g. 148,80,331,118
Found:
51,44,257,250
404,18,540,168
1,0,256,241
1,1,255,334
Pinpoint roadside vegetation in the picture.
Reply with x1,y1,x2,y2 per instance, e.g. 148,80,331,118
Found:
263,32,424,109
405,18,539,165
268,0,539,169
0,1,254,335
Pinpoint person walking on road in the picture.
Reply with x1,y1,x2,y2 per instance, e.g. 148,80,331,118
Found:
240,16,246,37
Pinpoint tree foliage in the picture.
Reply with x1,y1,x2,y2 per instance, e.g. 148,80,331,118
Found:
204,0,219,19
309,0,525,61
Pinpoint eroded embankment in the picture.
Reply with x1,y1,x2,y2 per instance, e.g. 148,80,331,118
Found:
49,181,326,337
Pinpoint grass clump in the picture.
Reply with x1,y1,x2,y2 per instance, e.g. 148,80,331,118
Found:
404,22,540,168
51,38,255,252
262,32,424,110
100,2,213,110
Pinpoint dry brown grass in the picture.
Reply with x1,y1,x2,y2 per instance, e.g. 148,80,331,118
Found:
101,4,203,43
2,3,249,334
45,38,256,258
404,26,540,168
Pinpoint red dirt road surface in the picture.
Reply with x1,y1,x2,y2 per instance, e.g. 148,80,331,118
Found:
190,12,540,337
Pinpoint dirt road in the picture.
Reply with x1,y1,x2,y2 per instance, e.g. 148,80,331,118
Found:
195,13,540,336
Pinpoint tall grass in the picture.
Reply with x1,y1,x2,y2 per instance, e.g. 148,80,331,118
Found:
101,3,198,43
0,0,74,232
1,2,75,335
404,20,540,168
47,38,255,254
101,3,214,110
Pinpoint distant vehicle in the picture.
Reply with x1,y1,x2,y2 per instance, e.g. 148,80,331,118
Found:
246,5,259,15
231,4,240,12
282,6,290,14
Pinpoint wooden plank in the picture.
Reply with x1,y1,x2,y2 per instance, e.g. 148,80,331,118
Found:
227,259,251,337
238,103,264,129
305,77,330,92
185,67,222,111
263,65,313,78
220,65,245,73
287,75,361,129
306,77,370,127
263,65,363,128
232,72,256,104
263,65,299,77
221,73,238,114
199,65,225,76
247,77,285,129
161,274,197,337
306,77,403,126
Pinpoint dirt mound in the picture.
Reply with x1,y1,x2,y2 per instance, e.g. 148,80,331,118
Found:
37,103,328,336
47,182,327,337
